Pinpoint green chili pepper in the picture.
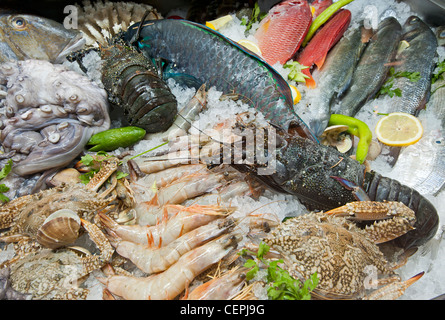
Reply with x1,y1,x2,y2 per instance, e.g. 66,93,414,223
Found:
302,0,355,47
87,126,146,152
328,114,372,164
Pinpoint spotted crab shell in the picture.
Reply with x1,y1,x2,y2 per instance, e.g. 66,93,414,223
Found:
36,209,81,249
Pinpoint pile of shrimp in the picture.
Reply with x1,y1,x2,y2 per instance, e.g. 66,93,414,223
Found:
97,151,283,300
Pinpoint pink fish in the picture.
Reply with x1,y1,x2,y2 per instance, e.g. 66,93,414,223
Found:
254,0,312,65
297,9,351,88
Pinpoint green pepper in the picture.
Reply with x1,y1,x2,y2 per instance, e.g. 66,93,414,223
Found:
328,114,372,164
302,0,355,47
87,126,146,152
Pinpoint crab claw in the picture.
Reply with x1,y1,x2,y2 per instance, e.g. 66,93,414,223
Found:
365,271,424,300
325,201,417,244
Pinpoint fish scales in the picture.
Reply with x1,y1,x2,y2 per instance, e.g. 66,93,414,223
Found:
333,17,402,116
307,24,368,136
297,9,352,89
125,19,316,140
254,0,312,65
378,16,438,115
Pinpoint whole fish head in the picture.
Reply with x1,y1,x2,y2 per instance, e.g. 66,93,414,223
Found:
402,16,433,42
0,14,85,63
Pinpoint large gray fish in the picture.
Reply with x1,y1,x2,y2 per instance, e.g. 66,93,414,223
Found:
309,24,369,136
377,16,438,115
124,19,317,141
0,13,85,63
402,77,444,196
332,17,402,116
429,78,445,128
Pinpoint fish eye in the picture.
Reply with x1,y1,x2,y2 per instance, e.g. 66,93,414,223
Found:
11,16,27,30
409,16,419,24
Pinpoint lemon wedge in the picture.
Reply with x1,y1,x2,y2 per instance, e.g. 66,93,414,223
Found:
310,6,316,16
397,40,410,54
289,84,302,104
205,15,233,30
237,39,262,55
375,112,423,147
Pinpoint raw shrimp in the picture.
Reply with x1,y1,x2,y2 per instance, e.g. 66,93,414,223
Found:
130,163,208,204
99,234,239,300
185,267,247,300
136,178,253,226
99,204,233,246
108,217,235,274
183,180,253,206
154,172,224,206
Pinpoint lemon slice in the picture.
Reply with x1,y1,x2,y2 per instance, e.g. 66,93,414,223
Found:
205,15,233,30
289,84,302,104
237,39,262,55
375,112,423,147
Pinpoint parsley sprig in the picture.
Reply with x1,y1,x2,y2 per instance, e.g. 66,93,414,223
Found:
240,2,266,32
432,59,445,85
431,59,445,94
0,159,13,203
377,67,421,98
79,151,127,184
240,242,319,300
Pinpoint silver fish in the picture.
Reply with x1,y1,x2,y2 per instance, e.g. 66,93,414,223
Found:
429,78,445,128
391,129,445,197
332,17,402,116
377,16,438,115
309,24,369,136
0,13,85,63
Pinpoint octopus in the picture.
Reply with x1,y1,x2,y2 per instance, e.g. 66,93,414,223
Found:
0,59,110,176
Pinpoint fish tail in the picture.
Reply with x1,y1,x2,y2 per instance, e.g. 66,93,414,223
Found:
304,70,317,88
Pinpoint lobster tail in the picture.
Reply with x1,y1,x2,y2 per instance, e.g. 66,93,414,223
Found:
100,39,177,133
364,171,439,250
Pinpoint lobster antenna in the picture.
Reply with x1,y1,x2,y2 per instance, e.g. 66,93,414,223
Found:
129,10,151,46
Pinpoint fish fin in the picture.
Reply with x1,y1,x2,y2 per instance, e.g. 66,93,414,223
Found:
303,70,316,89
314,55,327,69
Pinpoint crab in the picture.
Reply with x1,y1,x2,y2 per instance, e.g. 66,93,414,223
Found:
0,218,113,300
0,156,133,299
263,201,423,300
0,156,133,248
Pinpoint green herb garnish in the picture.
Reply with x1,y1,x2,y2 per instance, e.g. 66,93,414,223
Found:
240,242,319,300
241,2,266,32
79,151,126,184
0,159,13,203
377,67,421,98
432,59,445,85
284,60,311,83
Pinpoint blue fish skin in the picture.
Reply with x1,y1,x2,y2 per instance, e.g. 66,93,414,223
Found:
124,19,317,142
